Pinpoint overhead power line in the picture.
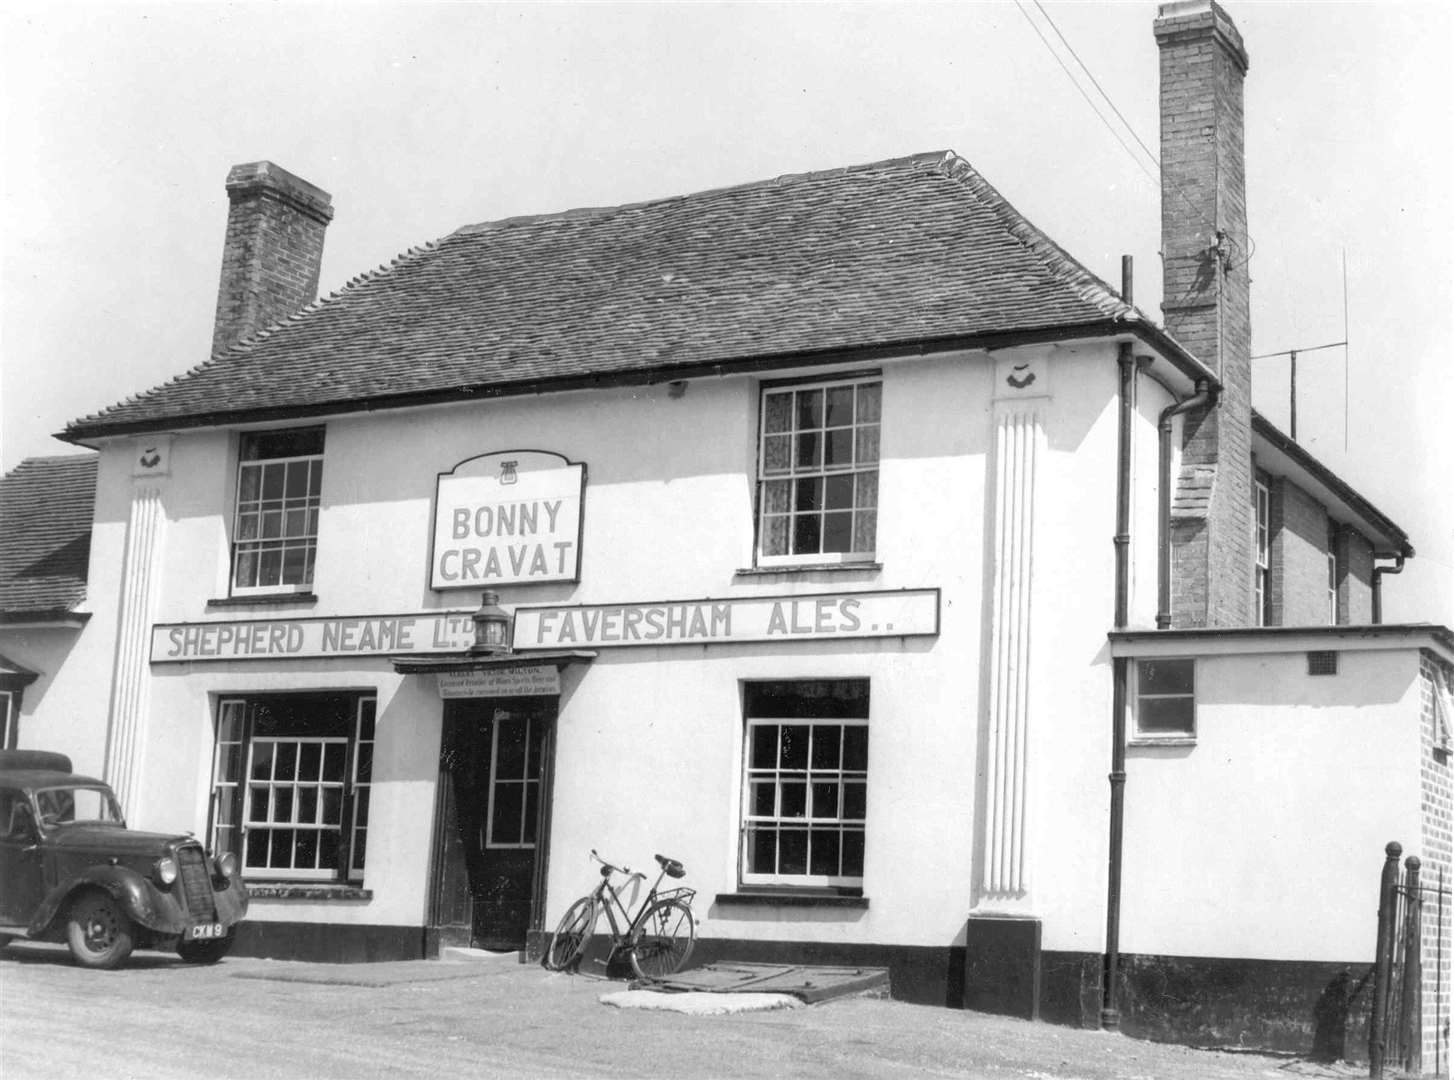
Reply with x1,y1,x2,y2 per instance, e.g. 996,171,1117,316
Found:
1012,1,1224,242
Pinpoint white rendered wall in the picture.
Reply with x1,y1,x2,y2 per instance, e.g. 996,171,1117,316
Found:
1118,647,1423,961
33,338,1157,950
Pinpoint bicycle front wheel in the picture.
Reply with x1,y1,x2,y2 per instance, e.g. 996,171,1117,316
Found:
544,897,597,971
628,898,695,980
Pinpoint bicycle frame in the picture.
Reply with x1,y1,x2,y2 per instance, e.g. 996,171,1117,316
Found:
588,850,695,946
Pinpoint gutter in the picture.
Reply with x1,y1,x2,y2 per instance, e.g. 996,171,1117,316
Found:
59,318,1218,446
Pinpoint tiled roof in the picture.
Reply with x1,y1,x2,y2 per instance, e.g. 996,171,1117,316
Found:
0,455,97,620
66,151,1174,439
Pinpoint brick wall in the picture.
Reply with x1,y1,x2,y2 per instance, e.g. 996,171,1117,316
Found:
1340,528,1375,625
1417,651,1452,1074
1269,476,1332,626
1156,1,1255,629
212,162,333,356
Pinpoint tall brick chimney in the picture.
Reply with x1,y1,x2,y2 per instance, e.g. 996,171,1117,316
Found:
1155,0,1254,628
211,161,333,356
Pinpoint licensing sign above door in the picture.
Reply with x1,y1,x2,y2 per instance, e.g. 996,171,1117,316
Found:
431,450,586,590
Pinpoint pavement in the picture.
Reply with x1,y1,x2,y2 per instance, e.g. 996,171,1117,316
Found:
240,948,841,1015
0,941,1394,1080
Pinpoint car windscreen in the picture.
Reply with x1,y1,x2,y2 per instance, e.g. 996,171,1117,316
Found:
35,785,125,827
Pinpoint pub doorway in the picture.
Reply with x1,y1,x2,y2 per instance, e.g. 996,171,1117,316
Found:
428,695,556,952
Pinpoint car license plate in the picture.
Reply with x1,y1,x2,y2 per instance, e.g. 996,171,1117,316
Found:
188,923,223,940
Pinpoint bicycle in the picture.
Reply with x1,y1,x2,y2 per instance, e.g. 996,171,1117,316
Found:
543,849,697,979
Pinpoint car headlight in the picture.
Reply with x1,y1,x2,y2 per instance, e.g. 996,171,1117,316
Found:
154,855,179,886
214,851,239,879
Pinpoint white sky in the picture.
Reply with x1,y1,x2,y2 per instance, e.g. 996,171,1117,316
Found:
1,0,1450,626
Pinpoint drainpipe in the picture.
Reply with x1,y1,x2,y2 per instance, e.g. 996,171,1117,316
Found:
1371,555,1406,625
1102,339,1143,1031
1113,343,1136,629
1156,380,1216,629
1103,370,1213,1031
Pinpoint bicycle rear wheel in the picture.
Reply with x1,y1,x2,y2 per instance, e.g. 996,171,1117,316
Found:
628,898,695,980
544,897,597,971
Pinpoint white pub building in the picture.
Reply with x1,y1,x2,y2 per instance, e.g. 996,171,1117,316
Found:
3,1,1449,1066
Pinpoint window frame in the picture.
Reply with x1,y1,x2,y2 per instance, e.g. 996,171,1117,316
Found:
483,711,541,851
0,690,15,750
1132,657,1197,741
208,692,374,884
754,375,881,568
1254,480,1271,626
229,427,325,597
1327,522,1340,625
739,679,870,890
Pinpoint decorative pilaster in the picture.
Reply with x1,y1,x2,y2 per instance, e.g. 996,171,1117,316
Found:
104,437,172,819
982,355,1048,897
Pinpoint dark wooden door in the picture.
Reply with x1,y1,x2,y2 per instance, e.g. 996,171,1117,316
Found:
433,697,553,951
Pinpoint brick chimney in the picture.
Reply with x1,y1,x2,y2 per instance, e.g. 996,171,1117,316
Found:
211,161,333,356
1155,0,1254,628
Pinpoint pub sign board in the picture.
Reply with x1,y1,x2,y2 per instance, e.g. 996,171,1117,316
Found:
512,589,940,649
430,450,585,590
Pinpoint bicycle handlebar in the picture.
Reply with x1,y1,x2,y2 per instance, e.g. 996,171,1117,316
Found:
589,848,644,881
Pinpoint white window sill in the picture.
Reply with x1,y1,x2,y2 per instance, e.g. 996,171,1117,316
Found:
736,563,882,578
208,593,319,609
247,883,371,901
1128,735,1197,748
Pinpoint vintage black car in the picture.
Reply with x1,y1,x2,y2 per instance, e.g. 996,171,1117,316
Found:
0,750,248,968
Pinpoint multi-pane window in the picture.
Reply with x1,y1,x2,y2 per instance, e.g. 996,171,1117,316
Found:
486,711,541,849
232,427,324,593
1327,523,1340,625
757,379,880,563
0,690,14,750
210,693,374,882
741,680,869,888
1254,481,1271,626
1134,658,1196,738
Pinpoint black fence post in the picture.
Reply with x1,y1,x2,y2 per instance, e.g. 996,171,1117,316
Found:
1370,841,1402,1080
1399,856,1422,1075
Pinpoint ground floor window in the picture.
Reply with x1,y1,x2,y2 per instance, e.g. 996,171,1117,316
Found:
210,692,374,882
1133,658,1196,738
741,679,869,889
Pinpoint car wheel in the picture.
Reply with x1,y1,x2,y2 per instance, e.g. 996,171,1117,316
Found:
66,891,136,969
177,932,234,965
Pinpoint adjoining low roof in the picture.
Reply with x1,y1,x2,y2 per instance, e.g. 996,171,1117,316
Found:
63,150,1206,441
1250,411,1413,558
0,455,98,623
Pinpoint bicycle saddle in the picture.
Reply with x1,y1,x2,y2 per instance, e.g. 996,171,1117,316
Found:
655,854,686,879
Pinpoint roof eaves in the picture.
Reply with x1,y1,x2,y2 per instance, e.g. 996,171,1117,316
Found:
1251,411,1413,557
0,610,92,629
56,319,1160,442
59,238,448,442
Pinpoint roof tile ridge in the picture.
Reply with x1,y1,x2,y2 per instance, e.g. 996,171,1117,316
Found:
215,237,448,357
451,150,953,236
935,151,1149,325
3,454,98,480
64,239,449,432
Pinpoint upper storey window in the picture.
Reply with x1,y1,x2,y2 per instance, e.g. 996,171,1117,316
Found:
231,428,324,594
1253,480,1271,626
757,378,880,565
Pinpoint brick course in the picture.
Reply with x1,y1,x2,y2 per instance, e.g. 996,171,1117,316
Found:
1270,476,1332,626
1157,0,1254,629
211,161,333,356
1417,652,1452,1073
